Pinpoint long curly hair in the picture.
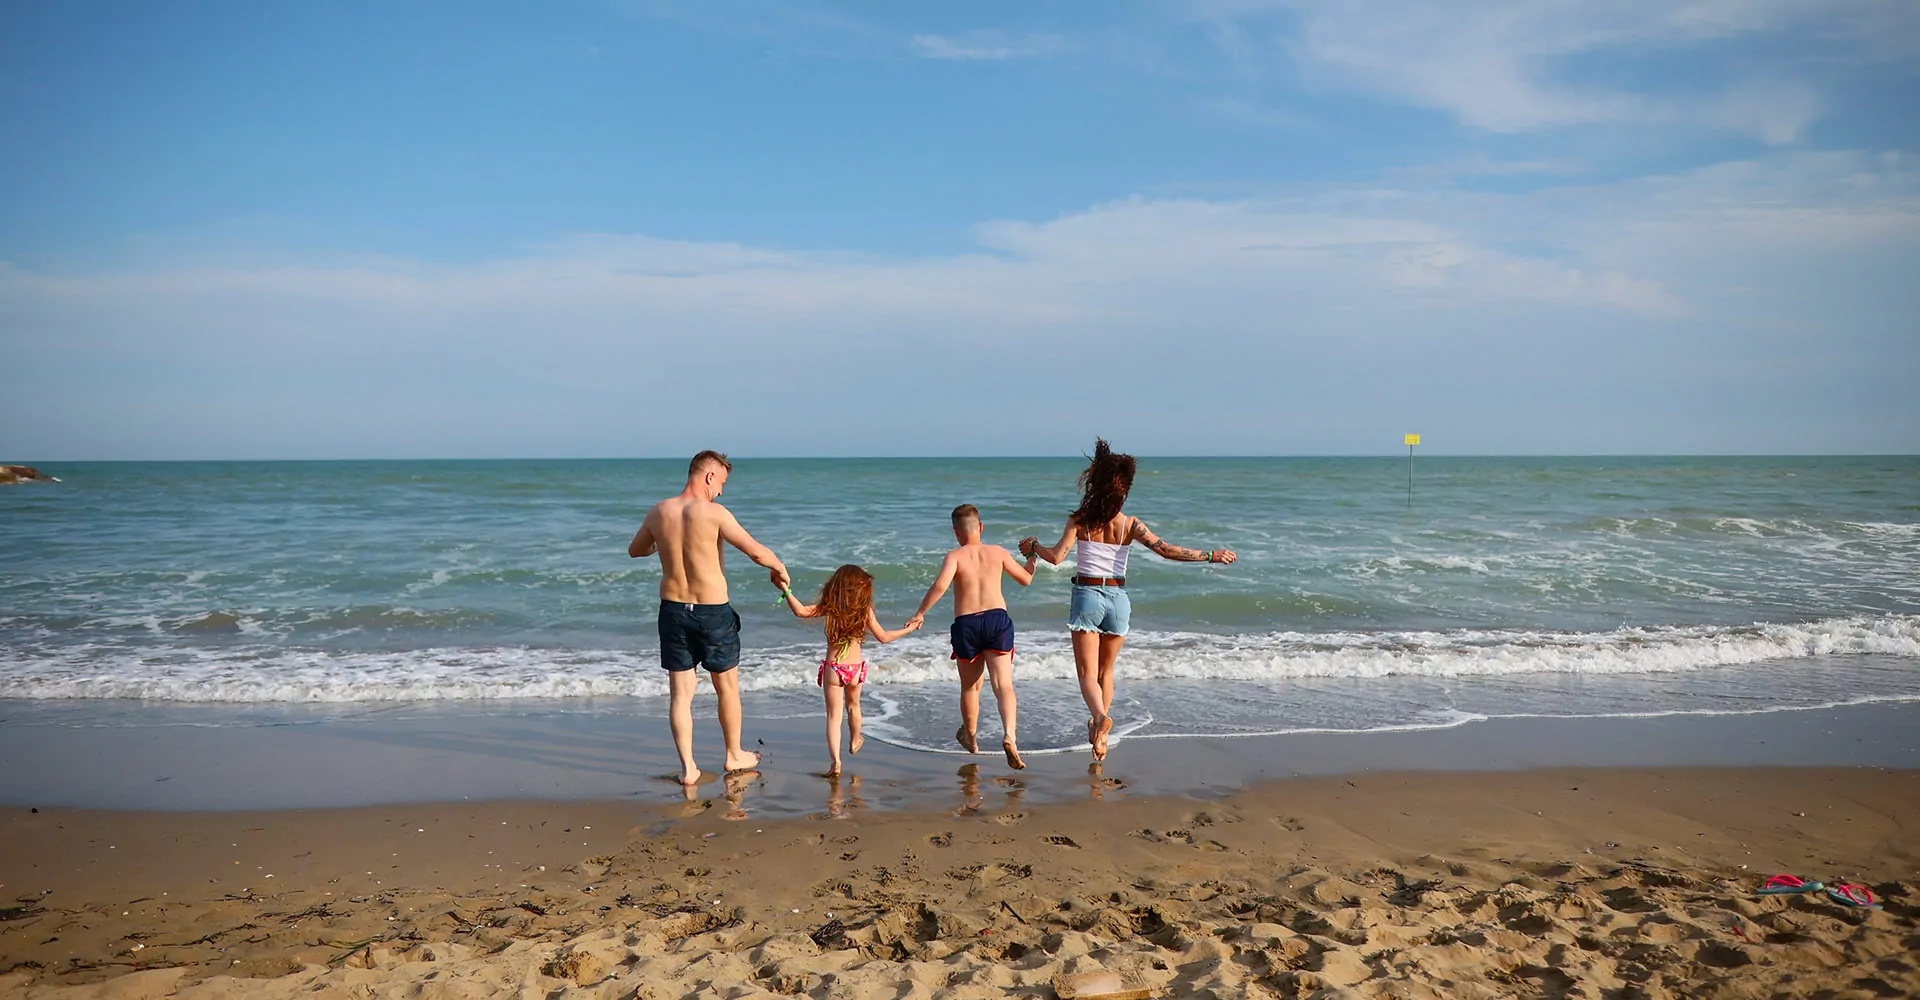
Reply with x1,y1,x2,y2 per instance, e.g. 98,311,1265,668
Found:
1068,438,1136,529
815,564,875,651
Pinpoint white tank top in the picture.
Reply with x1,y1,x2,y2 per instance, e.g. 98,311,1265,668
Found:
1076,539,1129,578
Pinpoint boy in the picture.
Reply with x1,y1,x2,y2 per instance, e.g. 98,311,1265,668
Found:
906,504,1039,769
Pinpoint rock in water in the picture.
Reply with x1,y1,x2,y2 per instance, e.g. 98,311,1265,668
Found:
0,465,60,484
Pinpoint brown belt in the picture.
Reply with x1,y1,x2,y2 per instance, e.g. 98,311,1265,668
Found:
1074,576,1126,587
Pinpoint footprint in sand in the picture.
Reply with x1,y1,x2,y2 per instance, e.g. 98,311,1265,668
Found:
1275,816,1306,832
928,833,952,847
1042,835,1081,849
991,812,1025,826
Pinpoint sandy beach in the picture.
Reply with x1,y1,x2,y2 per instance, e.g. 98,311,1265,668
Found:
3,765,1914,999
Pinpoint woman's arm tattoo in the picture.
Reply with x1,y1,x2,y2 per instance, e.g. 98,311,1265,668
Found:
1137,521,1203,561
1146,537,1203,561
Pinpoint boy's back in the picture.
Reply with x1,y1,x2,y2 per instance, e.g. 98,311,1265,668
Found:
907,505,1037,633
945,540,1021,617
906,503,1037,770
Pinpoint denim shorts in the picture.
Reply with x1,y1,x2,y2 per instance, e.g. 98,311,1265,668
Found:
1068,584,1131,636
658,601,742,672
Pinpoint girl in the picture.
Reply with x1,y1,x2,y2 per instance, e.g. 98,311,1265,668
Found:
781,564,919,777
1022,439,1238,761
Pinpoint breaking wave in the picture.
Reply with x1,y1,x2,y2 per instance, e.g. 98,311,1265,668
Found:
2,614,1914,704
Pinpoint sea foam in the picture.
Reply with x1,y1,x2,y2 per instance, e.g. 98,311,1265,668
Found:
1,614,1913,704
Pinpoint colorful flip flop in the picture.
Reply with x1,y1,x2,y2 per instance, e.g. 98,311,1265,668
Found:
1757,874,1825,895
1824,883,1881,908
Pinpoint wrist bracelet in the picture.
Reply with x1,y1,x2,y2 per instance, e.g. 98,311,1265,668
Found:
1202,550,1213,563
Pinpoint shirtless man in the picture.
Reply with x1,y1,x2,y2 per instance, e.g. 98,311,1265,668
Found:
905,504,1039,770
629,451,790,786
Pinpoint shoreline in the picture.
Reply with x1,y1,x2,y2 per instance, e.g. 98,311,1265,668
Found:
2,698,1915,815
3,765,1914,997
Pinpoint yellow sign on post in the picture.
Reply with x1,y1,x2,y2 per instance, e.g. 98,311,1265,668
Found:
1404,433,1420,506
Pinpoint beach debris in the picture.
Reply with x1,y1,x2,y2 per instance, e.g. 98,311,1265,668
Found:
808,918,848,949
1053,970,1153,1000
323,936,384,967
0,904,44,922
1385,876,1444,907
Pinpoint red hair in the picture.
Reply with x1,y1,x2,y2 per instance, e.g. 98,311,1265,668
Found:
814,565,874,650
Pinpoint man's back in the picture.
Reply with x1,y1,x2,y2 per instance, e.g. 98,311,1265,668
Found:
631,451,789,786
948,541,1013,617
645,495,731,605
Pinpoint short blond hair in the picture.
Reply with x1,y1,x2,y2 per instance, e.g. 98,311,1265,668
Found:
951,504,980,529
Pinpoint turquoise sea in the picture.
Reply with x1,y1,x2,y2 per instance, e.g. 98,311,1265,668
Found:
2,457,1917,755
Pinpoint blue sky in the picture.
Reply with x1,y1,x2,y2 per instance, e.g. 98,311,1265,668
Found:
3,0,1917,458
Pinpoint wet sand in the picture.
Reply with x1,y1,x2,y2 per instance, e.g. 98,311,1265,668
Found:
3,766,1916,998
2,697,1915,814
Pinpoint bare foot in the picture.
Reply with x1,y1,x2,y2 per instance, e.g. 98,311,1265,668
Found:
1092,715,1113,761
825,764,841,779
1002,739,1026,770
850,732,865,754
724,749,762,775
680,767,703,787
955,726,979,754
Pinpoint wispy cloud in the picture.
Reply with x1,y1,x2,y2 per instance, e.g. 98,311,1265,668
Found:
6,152,1914,457
911,31,1063,62
1178,0,1920,142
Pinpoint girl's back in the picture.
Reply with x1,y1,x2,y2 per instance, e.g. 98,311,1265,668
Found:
782,563,920,775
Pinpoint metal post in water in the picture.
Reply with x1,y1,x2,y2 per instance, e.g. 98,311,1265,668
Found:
1404,433,1420,507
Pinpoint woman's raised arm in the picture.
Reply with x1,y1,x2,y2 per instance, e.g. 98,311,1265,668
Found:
1131,518,1237,564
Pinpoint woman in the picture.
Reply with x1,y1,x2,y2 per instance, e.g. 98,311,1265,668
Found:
1022,440,1237,761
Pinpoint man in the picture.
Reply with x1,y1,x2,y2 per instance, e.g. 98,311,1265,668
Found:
629,450,790,786
905,504,1038,770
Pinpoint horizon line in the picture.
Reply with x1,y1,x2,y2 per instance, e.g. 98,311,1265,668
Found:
9,452,1918,464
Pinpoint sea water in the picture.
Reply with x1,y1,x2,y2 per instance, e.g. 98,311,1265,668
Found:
2,457,1916,754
